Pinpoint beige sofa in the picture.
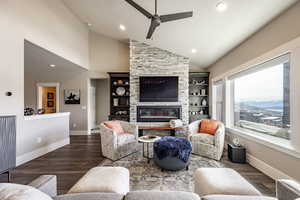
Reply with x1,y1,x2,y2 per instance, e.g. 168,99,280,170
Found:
1,167,300,200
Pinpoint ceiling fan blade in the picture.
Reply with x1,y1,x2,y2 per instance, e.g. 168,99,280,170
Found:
124,0,153,19
160,11,193,23
146,19,159,39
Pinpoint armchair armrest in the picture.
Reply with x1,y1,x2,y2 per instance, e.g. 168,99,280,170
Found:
28,175,57,197
276,179,300,200
188,120,201,135
119,121,139,139
99,123,117,137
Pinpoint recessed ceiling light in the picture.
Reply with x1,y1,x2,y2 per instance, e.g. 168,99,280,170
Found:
191,49,197,54
216,1,227,12
49,64,56,68
119,24,126,31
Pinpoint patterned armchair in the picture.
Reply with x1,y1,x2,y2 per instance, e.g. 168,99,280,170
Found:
99,121,139,161
188,120,225,160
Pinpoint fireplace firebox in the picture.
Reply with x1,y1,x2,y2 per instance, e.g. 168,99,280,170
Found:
137,106,181,122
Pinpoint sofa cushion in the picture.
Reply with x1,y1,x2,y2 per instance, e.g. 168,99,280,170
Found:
54,193,124,200
202,195,277,200
68,167,129,195
189,133,215,145
125,191,200,200
104,121,124,134
198,120,219,135
0,183,53,200
194,168,261,197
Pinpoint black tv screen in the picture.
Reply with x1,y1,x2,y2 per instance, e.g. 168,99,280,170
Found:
139,76,178,102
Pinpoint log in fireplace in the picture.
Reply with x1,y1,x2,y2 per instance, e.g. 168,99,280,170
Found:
137,106,181,122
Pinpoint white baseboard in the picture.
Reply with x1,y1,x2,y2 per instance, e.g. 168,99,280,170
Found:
247,153,293,180
70,130,88,135
16,138,70,166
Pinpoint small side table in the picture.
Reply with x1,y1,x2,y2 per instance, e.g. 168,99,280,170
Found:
228,144,246,164
138,135,161,163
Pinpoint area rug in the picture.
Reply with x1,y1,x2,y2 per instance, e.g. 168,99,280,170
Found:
99,148,225,192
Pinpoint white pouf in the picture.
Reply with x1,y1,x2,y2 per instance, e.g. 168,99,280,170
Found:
194,168,262,197
68,167,129,195
0,183,53,200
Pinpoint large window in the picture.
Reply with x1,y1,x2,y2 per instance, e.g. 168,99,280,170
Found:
230,54,290,140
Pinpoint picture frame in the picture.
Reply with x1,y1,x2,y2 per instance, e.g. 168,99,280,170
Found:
47,92,54,99
64,89,80,104
47,101,54,107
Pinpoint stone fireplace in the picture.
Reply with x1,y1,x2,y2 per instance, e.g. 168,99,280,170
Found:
129,40,189,127
137,106,181,122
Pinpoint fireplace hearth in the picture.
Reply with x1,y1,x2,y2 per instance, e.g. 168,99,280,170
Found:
137,106,181,122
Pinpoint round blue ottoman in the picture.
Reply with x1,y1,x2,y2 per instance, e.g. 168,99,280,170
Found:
153,136,192,171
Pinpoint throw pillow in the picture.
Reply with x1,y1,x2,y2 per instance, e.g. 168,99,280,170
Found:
198,120,219,135
104,121,124,134
0,183,53,200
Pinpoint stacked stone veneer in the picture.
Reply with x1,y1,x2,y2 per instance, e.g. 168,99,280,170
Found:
130,40,189,127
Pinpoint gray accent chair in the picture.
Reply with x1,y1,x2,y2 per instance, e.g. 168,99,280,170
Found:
188,120,225,160
99,121,139,161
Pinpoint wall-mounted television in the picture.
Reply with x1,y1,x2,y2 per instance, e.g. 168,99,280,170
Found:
139,76,178,102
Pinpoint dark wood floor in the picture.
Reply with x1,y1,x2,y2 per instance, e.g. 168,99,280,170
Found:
2,135,275,196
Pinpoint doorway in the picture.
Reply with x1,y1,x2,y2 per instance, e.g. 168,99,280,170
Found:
37,83,60,114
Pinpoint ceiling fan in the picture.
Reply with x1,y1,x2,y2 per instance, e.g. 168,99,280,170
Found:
125,0,193,39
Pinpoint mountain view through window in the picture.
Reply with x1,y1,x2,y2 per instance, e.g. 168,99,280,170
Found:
233,57,290,140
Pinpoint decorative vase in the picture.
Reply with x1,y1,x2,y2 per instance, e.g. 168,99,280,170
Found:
202,99,207,106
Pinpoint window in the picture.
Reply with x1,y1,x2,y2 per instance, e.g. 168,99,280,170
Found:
229,54,291,140
213,81,224,123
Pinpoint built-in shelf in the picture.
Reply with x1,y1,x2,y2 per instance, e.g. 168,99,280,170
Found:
189,72,210,123
112,95,130,97
112,105,129,108
112,84,129,87
190,106,208,108
189,84,209,86
108,72,130,122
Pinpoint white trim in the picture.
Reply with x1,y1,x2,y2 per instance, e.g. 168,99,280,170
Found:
36,82,60,112
70,130,88,135
227,127,300,159
16,138,70,166
247,153,293,180
24,112,70,120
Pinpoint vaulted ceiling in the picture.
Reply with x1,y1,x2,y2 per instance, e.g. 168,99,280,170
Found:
62,0,297,68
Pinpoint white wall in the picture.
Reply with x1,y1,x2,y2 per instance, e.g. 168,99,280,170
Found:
89,31,130,76
208,2,300,182
96,79,110,124
0,0,89,161
19,113,70,165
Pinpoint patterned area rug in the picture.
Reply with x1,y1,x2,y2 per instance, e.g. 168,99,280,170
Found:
99,148,225,192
